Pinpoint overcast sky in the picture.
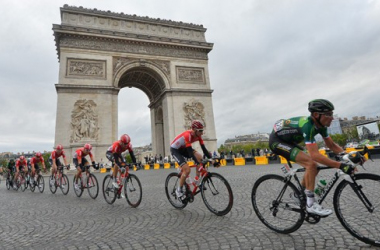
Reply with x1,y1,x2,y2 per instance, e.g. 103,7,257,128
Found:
1,0,380,154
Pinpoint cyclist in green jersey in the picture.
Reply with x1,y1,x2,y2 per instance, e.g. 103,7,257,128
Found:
269,99,356,216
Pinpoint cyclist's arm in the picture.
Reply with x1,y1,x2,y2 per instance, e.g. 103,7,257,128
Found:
324,136,345,154
129,150,137,164
200,144,212,159
306,143,340,168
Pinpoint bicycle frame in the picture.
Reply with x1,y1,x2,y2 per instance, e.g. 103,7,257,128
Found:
179,163,210,198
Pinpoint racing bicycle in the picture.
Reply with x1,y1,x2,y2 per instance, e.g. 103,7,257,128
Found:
49,164,70,195
102,162,142,207
73,163,99,199
165,159,233,216
251,148,380,247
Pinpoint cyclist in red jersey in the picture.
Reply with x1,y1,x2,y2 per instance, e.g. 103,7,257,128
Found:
73,143,96,190
170,120,219,199
49,144,68,186
106,134,137,191
30,152,46,183
15,155,28,184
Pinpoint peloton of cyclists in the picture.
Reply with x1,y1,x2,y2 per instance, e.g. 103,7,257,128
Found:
268,99,357,216
49,144,69,186
170,120,219,200
73,143,96,191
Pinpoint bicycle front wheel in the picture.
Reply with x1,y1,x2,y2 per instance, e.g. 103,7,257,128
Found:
102,175,117,204
201,172,233,216
87,174,99,199
37,175,44,193
165,172,188,209
60,174,69,195
73,176,84,197
6,179,10,190
20,177,27,192
124,174,142,208
251,174,305,234
49,175,57,194
334,173,380,247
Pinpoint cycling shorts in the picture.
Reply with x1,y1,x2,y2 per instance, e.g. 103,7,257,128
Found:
106,151,125,167
73,157,88,172
269,132,303,162
170,147,196,167
49,158,62,167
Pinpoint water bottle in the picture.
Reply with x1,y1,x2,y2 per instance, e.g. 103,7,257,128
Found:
281,164,290,175
194,176,200,186
314,179,327,196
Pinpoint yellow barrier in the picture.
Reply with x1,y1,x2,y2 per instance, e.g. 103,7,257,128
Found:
234,158,245,166
319,149,328,157
255,156,268,165
279,156,287,164
100,168,107,173
164,163,171,169
175,162,179,168
187,161,195,166
144,164,150,170
154,163,160,170
220,159,227,166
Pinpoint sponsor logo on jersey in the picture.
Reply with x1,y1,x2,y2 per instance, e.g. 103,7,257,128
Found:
276,129,298,136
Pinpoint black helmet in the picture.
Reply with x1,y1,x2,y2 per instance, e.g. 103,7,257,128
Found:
308,99,334,113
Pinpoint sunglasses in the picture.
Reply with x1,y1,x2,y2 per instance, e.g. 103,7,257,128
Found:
196,129,204,133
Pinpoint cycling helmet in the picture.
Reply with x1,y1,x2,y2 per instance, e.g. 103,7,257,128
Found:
35,152,42,158
120,134,131,144
56,144,63,151
10,159,15,163
84,143,92,151
308,99,334,113
191,120,204,130
19,156,25,161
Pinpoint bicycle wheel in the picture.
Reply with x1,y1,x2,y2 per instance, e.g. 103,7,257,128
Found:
6,178,10,190
87,174,99,199
20,177,26,192
251,174,305,234
124,174,142,208
73,176,84,197
102,175,117,204
37,175,44,193
334,173,380,247
165,172,188,209
29,177,35,192
49,175,57,194
60,174,69,195
200,172,233,216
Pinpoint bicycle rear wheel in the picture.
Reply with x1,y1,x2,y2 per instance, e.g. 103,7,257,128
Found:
102,175,117,204
60,174,69,195
201,172,233,216
87,174,99,199
49,175,57,194
124,174,142,208
73,176,84,197
6,178,10,190
251,174,305,234
37,175,44,193
165,172,188,209
334,173,380,247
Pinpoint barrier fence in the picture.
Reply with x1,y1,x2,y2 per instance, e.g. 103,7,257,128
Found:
99,146,380,171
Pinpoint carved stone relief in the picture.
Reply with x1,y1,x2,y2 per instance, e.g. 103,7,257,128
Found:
113,56,170,77
66,58,106,79
183,100,206,129
177,67,205,84
70,99,99,143
60,36,208,60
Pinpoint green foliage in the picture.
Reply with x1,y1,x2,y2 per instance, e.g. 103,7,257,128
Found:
218,142,269,155
330,133,348,147
345,126,359,141
0,158,7,168
43,152,51,170
125,154,132,163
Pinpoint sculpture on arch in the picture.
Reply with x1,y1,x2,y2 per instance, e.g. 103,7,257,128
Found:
70,99,99,143
183,100,206,129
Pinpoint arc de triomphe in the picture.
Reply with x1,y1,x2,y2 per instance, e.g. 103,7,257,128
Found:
53,5,217,161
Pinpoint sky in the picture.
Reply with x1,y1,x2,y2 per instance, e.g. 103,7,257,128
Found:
1,0,380,154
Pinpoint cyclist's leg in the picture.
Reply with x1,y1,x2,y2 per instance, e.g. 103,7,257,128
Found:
193,150,203,177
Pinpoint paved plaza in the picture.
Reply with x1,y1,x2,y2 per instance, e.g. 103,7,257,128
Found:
1,160,379,250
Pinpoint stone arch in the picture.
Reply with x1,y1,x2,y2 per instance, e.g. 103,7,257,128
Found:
52,5,217,162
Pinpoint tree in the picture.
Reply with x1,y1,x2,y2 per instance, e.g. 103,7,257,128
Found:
330,133,348,147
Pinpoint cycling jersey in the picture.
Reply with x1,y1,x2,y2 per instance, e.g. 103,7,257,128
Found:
73,148,93,160
16,159,27,169
272,116,329,145
51,150,66,160
270,116,329,161
30,156,45,166
108,141,133,154
170,130,205,149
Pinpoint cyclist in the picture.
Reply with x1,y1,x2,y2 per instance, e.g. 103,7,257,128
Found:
6,159,16,185
15,155,28,185
106,134,137,190
49,144,69,186
73,143,96,190
269,99,356,216
30,152,47,184
170,120,219,199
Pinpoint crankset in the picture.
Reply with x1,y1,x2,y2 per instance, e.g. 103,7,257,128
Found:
305,213,321,224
